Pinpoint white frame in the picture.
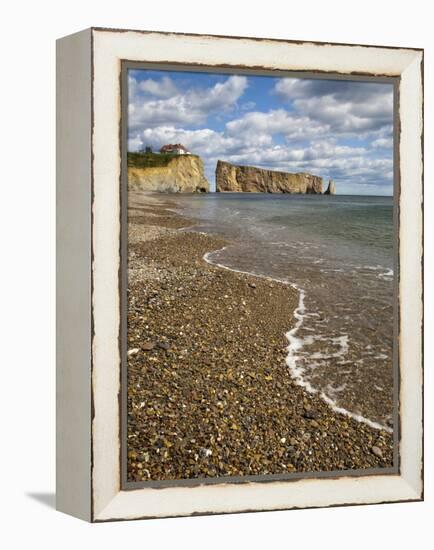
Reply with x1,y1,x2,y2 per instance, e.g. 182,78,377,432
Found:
56,27,423,522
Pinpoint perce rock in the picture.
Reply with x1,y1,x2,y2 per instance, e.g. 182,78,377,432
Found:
216,160,323,194
128,154,209,193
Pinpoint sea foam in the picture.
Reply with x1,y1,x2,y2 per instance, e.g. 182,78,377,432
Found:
203,245,392,433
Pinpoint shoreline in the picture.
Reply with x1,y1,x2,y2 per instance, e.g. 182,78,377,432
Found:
205,245,392,434
127,192,394,482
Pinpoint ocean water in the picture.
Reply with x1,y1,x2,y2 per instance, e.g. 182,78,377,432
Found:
170,193,395,430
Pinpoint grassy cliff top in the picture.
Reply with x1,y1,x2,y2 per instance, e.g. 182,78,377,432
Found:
128,152,199,168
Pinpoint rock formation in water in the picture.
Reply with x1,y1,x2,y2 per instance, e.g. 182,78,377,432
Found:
215,160,323,194
324,179,336,195
128,153,209,193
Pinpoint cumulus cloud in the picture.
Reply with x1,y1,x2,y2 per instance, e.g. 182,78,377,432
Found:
274,78,393,135
224,144,381,184
130,123,386,190
188,75,248,111
226,109,328,141
371,137,393,149
129,124,273,160
128,71,394,194
137,76,179,98
293,95,392,134
275,78,392,105
128,74,248,129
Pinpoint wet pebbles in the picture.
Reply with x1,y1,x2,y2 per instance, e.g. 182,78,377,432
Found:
127,195,394,482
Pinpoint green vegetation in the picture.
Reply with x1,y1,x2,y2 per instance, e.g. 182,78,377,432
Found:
128,151,198,168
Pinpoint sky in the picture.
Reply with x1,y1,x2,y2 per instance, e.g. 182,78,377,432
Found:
128,69,394,195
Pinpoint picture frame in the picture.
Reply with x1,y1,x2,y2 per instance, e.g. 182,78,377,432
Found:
56,27,423,522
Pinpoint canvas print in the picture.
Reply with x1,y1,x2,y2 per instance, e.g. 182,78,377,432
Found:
125,68,396,483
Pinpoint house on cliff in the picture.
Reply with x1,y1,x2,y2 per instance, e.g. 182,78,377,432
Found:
159,143,190,155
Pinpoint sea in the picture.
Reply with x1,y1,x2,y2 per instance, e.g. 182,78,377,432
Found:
169,193,396,431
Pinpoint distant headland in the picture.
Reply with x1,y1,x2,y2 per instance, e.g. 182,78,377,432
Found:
127,145,336,195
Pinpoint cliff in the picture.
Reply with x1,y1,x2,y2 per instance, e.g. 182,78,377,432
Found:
128,153,209,193
324,179,337,195
216,160,323,194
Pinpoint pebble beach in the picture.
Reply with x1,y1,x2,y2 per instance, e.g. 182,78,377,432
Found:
126,193,394,483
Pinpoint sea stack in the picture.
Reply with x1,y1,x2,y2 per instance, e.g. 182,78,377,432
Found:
324,179,336,195
216,160,323,194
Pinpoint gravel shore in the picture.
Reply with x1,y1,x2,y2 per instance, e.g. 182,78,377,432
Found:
127,193,394,482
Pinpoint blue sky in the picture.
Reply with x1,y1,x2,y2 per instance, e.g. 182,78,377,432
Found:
128,69,394,195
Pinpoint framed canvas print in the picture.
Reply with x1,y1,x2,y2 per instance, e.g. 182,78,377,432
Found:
56,27,424,522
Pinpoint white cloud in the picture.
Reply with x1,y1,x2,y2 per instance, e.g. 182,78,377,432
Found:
371,137,393,148
128,75,248,129
293,95,392,134
188,75,247,111
138,76,179,98
226,109,328,140
129,124,273,159
225,141,367,168
130,123,389,191
128,73,394,194
128,134,144,151
274,78,393,135
275,79,392,105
